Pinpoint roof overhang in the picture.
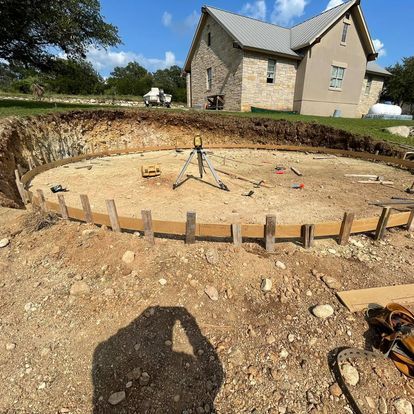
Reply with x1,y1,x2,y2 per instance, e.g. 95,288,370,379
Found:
243,46,302,61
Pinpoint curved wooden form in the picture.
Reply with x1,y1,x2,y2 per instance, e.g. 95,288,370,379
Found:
20,144,414,246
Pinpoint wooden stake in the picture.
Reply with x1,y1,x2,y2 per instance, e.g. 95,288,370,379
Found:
185,211,196,244
338,212,355,246
291,167,303,176
14,170,27,204
232,223,242,246
265,215,276,252
80,194,93,224
36,189,47,212
302,224,314,249
308,224,315,248
141,210,154,244
375,207,391,240
407,209,414,232
57,194,69,219
105,199,121,232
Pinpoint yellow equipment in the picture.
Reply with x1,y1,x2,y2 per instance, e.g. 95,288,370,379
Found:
141,164,161,178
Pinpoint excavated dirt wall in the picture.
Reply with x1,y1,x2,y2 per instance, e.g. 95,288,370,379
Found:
0,109,403,208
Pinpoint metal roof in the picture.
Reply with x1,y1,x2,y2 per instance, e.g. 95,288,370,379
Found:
206,6,298,58
290,1,355,49
367,61,391,76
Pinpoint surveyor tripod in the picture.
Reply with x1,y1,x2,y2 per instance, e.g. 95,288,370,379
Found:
172,136,229,191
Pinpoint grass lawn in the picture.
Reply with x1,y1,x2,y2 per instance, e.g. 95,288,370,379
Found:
225,111,414,146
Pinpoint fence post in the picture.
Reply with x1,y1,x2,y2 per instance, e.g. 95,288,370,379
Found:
14,169,27,205
375,207,391,240
141,210,154,244
105,199,121,232
185,211,196,244
36,189,47,212
232,223,242,247
301,224,315,249
265,215,276,253
80,194,93,224
338,212,355,246
58,194,69,219
407,209,414,232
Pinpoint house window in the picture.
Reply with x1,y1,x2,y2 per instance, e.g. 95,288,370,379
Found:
207,32,211,47
267,59,276,84
341,23,349,43
330,66,345,89
365,76,373,95
206,67,212,90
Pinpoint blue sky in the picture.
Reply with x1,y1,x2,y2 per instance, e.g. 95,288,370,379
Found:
91,0,413,76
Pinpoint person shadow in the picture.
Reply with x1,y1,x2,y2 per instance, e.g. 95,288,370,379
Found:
92,306,224,413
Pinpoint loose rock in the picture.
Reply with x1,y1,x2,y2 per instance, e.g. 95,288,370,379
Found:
205,248,219,265
322,275,342,290
158,278,167,286
108,391,126,405
261,278,272,292
70,281,90,296
122,250,135,264
205,285,219,301
0,238,9,248
312,304,334,319
341,363,359,386
5,342,16,351
394,399,413,414
329,383,342,397
276,261,286,270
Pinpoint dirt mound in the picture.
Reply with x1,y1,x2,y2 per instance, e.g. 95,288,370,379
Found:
0,109,402,208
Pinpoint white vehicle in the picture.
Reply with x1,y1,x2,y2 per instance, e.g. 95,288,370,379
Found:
143,87,172,108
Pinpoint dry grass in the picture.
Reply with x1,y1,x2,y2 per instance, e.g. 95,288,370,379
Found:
22,210,59,233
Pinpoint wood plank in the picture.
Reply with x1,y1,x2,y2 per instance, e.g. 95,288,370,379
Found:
141,210,155,244
36,189,47,212
375,207,391,240
408,209,414,232
265,215,276,253
57,194,69,219
308,224,315,248
338,212,355,246
302,224,311,249
185,211,196,244
80,194,93,223
291,167,303,176
105,199,121,232
232,223,242,246
337,284,414,312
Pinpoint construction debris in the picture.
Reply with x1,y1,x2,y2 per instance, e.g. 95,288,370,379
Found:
292,183,305,189
291,167,303,176
242,190,254,197
357,180,394,185
75,165,93,170
141,164,161,178
345,174,384,181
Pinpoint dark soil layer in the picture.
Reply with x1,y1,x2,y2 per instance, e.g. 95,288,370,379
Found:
0,109,405,208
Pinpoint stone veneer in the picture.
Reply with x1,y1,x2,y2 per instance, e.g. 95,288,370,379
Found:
190,15,243,111
241,52,298,112
356,75,384,117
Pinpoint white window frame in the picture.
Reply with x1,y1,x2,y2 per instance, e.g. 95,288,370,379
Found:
267,59,276,84
206,67,212,91
330,66,345,90
365,76,373,95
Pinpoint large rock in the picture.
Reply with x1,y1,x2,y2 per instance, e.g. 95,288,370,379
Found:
312,304,334,319
204,286,219,301
394,399,413,414
0,238,10,248
122,251,135,264
70,281,90,296
108,391,126,405
261,278,272,292
341,363,359,386
385,126,413,138
205,248,219,265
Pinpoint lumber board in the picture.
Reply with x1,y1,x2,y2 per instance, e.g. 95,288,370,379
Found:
338,212,355,246
408,210,414,232
232,223,242,246
57,194,69,219
265,215,276,252
80,194,93,224
337,284,414,312
291,167,303,176
375,207,391,240
141,210,155,244
211,166,272,188
105,200,121,232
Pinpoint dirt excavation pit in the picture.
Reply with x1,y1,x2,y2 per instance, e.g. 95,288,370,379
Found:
31,148,414,224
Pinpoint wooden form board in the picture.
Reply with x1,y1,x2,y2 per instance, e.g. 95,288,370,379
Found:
337,284,414,312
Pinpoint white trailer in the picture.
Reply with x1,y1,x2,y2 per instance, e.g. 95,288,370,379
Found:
143,88,172,108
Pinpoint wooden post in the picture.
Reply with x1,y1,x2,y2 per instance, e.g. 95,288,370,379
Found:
375,207,391,240
185,211,196,244
57,194,69,219
124,141,128,151
141,210,154,244
265,215,276,253
338,212,355,246
308,224,315,248
301,224,314,249
80,194,93,224
28,158,34,171
407,209,414,232
105,199,121,232
36,189,47,212
14,169,27,204
232,223,242,246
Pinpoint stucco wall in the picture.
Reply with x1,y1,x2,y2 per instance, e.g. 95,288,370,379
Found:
190,15,243,111
294,9,368,118
356,76,384,117
241,52,298,112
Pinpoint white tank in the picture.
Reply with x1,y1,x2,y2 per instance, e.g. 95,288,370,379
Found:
368,103,402,116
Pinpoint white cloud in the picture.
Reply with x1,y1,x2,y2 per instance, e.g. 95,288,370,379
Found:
162,11,172,27
324,0,344,12
240,1,267,20
162,10,200,34
373,38,386,58
271,0,308,26
86,46,180,74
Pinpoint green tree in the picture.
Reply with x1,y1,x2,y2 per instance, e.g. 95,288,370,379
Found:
0,0,120,69
44,58,104,95
153,65,187,102
107,62,152,96
383,57,414,110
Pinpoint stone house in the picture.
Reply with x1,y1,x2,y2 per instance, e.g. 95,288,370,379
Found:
184,0,390,118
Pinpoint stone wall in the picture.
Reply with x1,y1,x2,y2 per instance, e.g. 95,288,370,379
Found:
190,15,243,111
356,76,384,117
241,52,298,112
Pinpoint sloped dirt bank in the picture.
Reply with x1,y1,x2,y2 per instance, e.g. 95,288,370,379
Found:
0,109,404,208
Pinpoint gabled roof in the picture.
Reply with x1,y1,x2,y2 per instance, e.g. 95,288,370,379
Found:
367,61,391,76
291,1,355,49
184,2,386,75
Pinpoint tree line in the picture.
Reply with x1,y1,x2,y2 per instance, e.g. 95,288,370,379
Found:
0,60,187,102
